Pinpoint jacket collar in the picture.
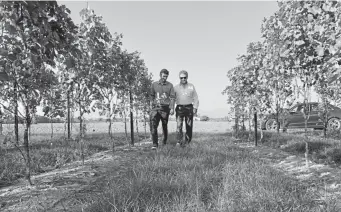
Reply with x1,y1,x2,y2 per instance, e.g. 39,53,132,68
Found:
158,79,168,85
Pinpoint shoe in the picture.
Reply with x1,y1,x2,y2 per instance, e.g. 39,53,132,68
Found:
176,142,181,147
151,145,158,150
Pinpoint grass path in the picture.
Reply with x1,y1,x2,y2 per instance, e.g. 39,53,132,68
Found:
234,139,341,210
0,142,150,212
1,133,340,211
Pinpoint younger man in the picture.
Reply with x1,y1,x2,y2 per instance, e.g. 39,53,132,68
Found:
149,69,175,149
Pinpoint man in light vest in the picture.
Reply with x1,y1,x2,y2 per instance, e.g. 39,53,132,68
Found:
174,70,199,147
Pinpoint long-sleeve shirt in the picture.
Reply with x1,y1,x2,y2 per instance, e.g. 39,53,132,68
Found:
174,83,199,109
150,80,175,109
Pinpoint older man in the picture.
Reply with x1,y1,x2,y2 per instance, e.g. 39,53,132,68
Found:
174,70,199,147
149,69,175,149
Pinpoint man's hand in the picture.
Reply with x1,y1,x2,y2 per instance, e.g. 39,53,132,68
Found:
170,108,174,116
193,108,197,116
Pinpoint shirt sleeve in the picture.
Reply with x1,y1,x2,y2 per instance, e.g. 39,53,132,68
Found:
169,84,175,110
169,84,175,100
192,85,199,109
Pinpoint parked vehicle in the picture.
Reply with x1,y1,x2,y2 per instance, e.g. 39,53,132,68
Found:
260,102,341,131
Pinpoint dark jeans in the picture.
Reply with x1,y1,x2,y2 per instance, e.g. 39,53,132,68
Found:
176,104,194,145
150,106,170,147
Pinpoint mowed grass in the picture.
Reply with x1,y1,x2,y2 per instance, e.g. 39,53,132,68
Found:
84,133,333,212
256,130,341,166
0,121,148,185
0,121,230,185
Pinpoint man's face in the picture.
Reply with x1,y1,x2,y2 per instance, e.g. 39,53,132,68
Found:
179,74,187,84
160,73,168,83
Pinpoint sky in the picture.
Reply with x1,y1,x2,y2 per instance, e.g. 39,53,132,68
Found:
57,0,280,118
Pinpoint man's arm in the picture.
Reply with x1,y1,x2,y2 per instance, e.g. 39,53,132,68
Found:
192,85,199,114
168,84,176,115
169,84,176,110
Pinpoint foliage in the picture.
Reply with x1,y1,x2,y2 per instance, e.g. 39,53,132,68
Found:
0,2,153,183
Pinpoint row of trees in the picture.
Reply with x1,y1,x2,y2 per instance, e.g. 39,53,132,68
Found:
0,1,152,185
223,1,341,167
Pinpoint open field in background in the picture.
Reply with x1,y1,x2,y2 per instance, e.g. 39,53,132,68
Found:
0,120,233,142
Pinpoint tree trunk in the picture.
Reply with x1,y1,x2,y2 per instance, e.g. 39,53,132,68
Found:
64,117,66,137
24,105,32,185
67,89,71,140
144,111,147,139
303,83,309,168
304,114,309,168
242,113,246,131
136,109,139,143
124,107,128,142
50,117,53,140
276,101,280,146
323,96,327,139
14,81,19,144
79,103,84,165
260,118,264,143
108,105,115,153
129,90,134,146
248,106,252,142
234,108,239,138
254,110,258,147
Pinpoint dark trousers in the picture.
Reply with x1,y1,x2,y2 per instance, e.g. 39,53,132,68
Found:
176,104,194,144
150,106,170,147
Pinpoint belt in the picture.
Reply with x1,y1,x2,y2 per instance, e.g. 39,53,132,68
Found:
153,104,169,108
177,104,193,107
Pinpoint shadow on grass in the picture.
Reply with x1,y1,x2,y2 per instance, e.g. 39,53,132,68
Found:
254,131,341,166
0,132,135,185
83,132,329,212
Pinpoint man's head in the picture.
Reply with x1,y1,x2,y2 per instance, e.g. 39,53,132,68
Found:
160,69,169,83
179,70,188,84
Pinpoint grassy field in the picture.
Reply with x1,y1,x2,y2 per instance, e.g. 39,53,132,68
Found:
0,121,232,185
1,121,340,211
255,130,341,167
83,133,334,212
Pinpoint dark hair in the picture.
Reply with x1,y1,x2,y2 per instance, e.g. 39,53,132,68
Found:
160,69,169,75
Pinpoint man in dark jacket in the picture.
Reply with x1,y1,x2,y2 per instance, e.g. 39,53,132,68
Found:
150,69,175,149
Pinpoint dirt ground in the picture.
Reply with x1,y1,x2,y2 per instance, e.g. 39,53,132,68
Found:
2,134,341,211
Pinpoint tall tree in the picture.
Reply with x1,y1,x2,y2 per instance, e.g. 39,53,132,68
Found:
92,38,123,152
66,6,114,163
0,1,77,185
